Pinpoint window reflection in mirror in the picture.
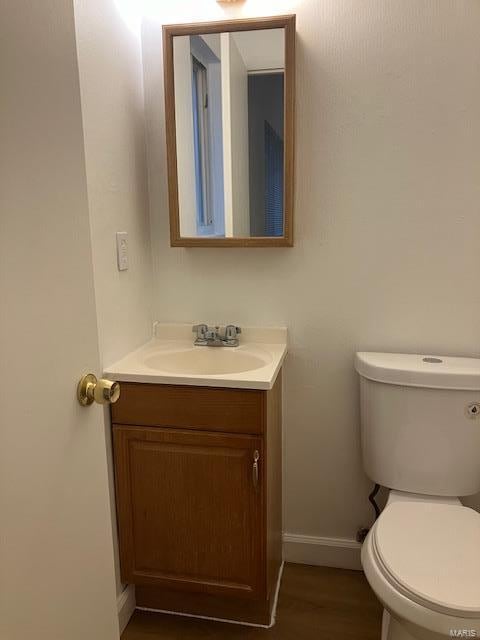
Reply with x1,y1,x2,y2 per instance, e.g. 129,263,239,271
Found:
173,29,285,239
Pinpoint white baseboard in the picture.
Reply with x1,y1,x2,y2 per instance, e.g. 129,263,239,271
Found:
283,533,362,570
117,584,136,635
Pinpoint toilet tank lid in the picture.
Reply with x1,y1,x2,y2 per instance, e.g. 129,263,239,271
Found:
355,352,480,390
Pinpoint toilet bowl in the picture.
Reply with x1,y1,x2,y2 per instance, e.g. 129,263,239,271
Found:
363,494,480,639
355,352,480,640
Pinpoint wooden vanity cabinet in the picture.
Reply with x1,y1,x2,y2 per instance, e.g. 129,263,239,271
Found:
111,372,282,626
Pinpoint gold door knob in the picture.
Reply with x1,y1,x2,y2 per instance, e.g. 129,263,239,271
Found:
77,374,120,407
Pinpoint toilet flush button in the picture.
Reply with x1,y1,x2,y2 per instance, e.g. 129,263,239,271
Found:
466,403,480,419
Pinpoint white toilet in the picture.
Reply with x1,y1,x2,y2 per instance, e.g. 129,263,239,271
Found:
355,352,480,640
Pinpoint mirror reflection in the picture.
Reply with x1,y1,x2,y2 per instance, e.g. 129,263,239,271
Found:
173,29,285,238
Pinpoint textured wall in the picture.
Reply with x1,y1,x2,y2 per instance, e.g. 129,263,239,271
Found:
75,0,153,370
74,0,153,597
143,0,480,540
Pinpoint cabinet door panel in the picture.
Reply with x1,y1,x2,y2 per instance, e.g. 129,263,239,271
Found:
113,426,265,598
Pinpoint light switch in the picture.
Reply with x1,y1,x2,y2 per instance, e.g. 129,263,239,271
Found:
116,232,129,271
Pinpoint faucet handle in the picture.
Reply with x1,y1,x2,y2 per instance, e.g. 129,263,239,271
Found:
192,323,208,339
225,325,241,340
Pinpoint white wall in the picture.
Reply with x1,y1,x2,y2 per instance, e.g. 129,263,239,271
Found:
221,33,250,237
232,29,284,72
143,0,480,550
74,0,153,608
173,36,198,237
74,0,153,370
202,33,221,59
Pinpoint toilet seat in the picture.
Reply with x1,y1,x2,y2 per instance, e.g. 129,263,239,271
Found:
372,502,480,619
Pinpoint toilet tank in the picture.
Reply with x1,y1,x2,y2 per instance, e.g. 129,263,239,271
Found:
355,352,480,497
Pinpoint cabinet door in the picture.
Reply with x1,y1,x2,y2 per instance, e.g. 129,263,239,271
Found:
113,426,265,599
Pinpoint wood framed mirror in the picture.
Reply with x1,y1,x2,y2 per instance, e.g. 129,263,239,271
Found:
163,15,295,247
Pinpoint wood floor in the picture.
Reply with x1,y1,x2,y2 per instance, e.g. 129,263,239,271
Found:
121,564,383,640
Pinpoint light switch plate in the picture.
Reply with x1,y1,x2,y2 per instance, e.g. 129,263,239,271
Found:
116,232,129,271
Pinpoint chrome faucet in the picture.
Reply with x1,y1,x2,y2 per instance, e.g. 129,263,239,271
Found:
193,324,241,347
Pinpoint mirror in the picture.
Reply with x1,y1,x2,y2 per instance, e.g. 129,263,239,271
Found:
163,16,295,247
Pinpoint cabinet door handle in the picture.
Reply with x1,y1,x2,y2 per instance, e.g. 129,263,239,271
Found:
252,450,260,490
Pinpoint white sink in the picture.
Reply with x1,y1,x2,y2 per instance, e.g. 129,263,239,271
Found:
144,347,271,376
104,324,287,390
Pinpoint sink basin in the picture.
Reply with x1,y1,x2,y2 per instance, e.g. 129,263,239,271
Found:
144,347,271,376
104,324,287,389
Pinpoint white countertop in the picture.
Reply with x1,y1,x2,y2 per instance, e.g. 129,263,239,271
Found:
104,324,287,390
